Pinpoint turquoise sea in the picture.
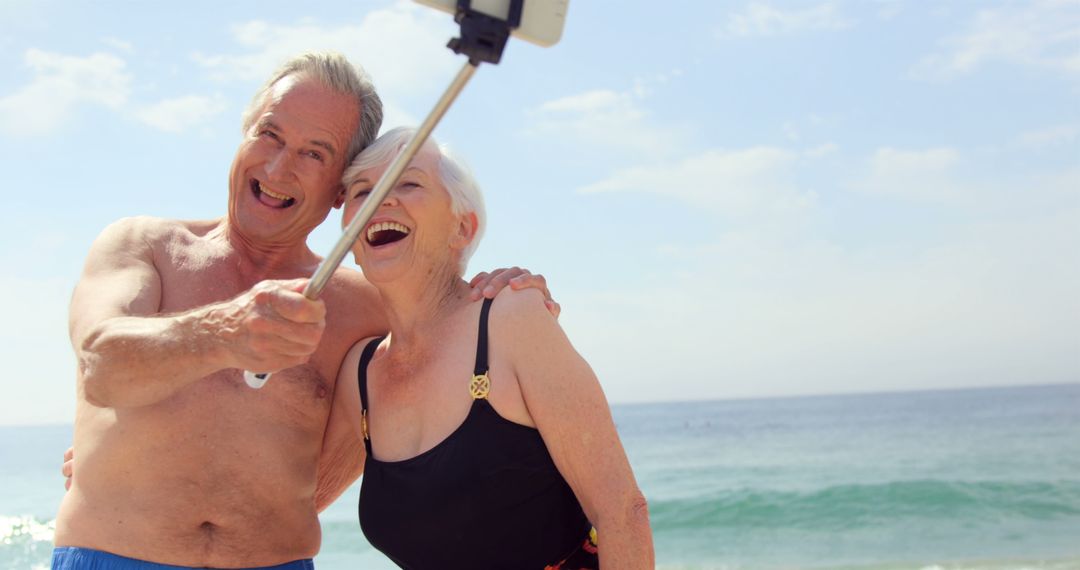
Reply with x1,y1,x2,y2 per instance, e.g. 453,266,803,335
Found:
3,383,1080,569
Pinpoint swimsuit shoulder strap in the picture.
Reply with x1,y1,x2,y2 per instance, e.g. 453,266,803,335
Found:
357,336,385,451
469,298,494,400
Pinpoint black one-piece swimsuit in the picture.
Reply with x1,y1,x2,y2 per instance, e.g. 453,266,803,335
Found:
356,298,599,569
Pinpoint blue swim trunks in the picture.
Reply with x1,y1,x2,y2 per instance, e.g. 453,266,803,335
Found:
51,547,314,570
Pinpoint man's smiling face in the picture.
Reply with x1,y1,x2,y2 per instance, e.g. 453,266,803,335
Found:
227,74,359,249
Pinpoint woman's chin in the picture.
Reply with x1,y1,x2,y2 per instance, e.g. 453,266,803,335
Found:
358,257,410,286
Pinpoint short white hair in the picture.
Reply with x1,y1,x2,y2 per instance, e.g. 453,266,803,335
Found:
342,127,486,275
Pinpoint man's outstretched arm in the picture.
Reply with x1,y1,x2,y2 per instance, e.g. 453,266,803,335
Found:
71,217,325,408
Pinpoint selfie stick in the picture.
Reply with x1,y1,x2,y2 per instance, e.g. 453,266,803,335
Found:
244,0,524,388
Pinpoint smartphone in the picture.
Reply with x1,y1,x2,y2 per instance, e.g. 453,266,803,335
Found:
414,0,569,47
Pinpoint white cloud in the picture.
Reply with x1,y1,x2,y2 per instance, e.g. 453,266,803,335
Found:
784,122,803,142
525,86,685,157
874,0,905,21
0,49,131,136
538,90,633,115
100,37,133,52
1027,165,1080,207
1018,123,1080,148
566,206,1080,403
580,146,817,217
913,0,1080,78
191,1,459,131
628,69,683,99
134,95,228,133
719,1,854,38
804,142,838,158
856,147,968,203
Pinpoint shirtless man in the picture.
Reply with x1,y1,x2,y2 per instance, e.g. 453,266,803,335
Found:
53,52,552,569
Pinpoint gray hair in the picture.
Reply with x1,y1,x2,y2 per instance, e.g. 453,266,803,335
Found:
241,51,383,162
342,127,486,275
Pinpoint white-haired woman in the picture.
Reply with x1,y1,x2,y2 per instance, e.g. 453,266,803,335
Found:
330,127,653,568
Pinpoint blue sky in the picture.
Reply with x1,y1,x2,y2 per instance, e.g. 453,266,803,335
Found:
0,0,1077,425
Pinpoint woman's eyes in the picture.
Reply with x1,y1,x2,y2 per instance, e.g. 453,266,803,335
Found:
351,181,421,200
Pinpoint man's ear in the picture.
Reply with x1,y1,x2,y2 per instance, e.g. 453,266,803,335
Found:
451,212,479,250
332,183,346,209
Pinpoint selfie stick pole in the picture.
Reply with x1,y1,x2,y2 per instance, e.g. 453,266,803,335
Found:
245,0,522,388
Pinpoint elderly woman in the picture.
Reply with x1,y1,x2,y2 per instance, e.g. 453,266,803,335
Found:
331,127,653,569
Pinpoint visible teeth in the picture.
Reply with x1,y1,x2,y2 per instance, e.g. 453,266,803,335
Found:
366,222,411,241
260,186,292,201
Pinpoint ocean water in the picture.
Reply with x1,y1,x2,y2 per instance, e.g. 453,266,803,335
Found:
3,383,1079,569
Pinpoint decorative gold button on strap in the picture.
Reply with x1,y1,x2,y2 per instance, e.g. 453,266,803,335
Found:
469,373,491,399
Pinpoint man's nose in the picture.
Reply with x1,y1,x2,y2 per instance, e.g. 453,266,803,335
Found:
266,148,295,181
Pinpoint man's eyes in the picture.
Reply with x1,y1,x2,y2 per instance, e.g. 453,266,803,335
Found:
258,130,325,163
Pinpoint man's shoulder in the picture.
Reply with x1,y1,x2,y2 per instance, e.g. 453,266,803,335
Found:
97,215,176,243
97,216,221,249
328,264,371,293
321,265,382,317
107,215,216,237
87,217,220,268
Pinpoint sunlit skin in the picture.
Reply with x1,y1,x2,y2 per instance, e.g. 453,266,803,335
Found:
53,75,382,568
343,149,470,290
55,74,558,568
323,144,655,568
227,75,356,253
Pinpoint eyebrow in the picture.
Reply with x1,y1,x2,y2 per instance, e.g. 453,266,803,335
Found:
350,166,425,186
258,119,337,158
311,139,337,158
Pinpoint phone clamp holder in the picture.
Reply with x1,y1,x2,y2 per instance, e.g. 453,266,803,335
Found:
448,0,523,65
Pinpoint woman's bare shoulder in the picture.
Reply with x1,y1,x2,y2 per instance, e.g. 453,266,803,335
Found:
338,335,385,384
489,287,549,322
488,287,564,357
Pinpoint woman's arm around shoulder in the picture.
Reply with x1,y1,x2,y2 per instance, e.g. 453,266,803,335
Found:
490,288,654,569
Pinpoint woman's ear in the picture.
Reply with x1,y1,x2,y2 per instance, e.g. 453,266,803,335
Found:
450,212,479,250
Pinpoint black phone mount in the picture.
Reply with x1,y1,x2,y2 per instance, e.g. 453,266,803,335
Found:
447,0,523,65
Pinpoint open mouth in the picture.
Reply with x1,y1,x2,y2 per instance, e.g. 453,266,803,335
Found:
250,179,295,208
366,221,411,247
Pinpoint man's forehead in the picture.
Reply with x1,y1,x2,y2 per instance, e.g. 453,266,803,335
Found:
259,75,359,152
268,74,302,101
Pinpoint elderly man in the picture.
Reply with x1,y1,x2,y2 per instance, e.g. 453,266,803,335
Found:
53,52,552,569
